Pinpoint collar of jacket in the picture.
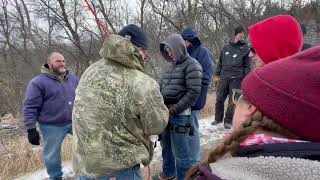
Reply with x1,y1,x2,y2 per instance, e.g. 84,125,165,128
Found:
175,54,190,65
230,40,247,46
209,155,320,180
237,142,320,161
187,44,200,55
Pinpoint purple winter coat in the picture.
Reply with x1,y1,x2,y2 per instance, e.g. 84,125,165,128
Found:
23,65,79,129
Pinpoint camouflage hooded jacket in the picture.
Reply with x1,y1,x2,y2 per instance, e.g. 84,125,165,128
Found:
72,34,169,177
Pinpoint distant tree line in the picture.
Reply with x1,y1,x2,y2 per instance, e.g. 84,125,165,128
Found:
0,0,319,116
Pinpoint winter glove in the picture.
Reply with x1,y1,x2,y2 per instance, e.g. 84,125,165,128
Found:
27,128,40,145
213,76,220,87
169,108,177,118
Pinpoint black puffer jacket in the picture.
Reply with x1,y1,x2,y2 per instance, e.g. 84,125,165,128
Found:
215,41,250,79
160,34,203,116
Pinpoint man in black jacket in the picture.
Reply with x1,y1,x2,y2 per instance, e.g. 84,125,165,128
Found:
158,34,203,180
212,26,250,128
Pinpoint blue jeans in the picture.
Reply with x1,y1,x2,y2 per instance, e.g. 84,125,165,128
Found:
39,124,72,180
161,115,193,180
79,164,141,180
190,110,200,164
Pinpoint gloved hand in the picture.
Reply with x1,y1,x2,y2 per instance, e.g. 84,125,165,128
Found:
213,76,220,87
27,128,40,145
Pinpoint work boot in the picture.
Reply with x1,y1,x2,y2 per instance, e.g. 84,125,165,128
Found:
224,123,232,129
211,121,222,126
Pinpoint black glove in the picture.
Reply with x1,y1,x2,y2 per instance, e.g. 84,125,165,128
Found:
169,108,177,118
27,128,40,145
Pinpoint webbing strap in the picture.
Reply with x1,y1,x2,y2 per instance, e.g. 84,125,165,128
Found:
83,0,110,38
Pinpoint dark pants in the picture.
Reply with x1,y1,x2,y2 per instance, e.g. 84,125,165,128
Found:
215,77,242,125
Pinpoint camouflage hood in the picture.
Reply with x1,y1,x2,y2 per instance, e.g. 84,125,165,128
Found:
160,34,188,64
99,34,145,72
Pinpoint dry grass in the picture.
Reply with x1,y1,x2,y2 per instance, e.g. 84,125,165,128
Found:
0,135,72,180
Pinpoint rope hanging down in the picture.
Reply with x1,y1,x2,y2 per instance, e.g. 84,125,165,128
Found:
83,0,110,38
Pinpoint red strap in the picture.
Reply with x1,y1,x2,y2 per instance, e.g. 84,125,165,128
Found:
83,0,110,38
146,165,151,180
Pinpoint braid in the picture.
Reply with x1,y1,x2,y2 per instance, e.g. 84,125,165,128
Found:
207,111,264,162
186,111,302,179
259,116,300,139
186,111,264,179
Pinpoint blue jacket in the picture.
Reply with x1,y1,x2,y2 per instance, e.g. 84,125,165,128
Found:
23,65,79,129
182,27,214,110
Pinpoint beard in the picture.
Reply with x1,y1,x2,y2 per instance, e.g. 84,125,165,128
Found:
52,67,66,75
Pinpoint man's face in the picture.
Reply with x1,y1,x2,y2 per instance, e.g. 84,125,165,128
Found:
166,48,175,63
235,32,245,43
47,53,66,74
137,47,150,62
184,40,192,47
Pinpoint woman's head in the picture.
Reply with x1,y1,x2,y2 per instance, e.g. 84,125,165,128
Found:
232,93,299,139
186,46,320,179
232,93,256,130
241,46,320,141
248,15,303,66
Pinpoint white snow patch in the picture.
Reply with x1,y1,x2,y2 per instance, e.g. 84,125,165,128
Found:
15,161,75,180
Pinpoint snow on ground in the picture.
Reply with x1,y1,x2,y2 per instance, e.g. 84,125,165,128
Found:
16,116,226,180
15,161,75,180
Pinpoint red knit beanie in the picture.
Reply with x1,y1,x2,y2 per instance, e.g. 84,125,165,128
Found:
248,15,303,64
242,46,320,141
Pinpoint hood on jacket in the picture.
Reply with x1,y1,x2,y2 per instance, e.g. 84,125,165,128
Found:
160,34,188,63
99,34,145,72
41,64,66,81
181,27,201,47
249,15,303,64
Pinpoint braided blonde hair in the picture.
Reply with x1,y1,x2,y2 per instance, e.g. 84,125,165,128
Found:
186,111,300,179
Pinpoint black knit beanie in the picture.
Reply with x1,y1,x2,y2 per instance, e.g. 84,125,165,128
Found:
118,24,149,49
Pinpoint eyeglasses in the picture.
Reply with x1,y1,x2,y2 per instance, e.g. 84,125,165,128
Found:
232,89,243,104
138,48,150,61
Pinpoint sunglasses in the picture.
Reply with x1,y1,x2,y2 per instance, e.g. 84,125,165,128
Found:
232,89,243,104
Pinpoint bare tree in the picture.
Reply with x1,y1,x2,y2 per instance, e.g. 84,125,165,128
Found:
0,0,319,117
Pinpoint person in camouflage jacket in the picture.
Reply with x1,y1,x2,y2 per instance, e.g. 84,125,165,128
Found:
72,24,169,179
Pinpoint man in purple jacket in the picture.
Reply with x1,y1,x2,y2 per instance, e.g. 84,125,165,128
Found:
23,52,79,180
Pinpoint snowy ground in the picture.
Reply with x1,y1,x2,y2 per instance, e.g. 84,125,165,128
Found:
16,116,226,180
